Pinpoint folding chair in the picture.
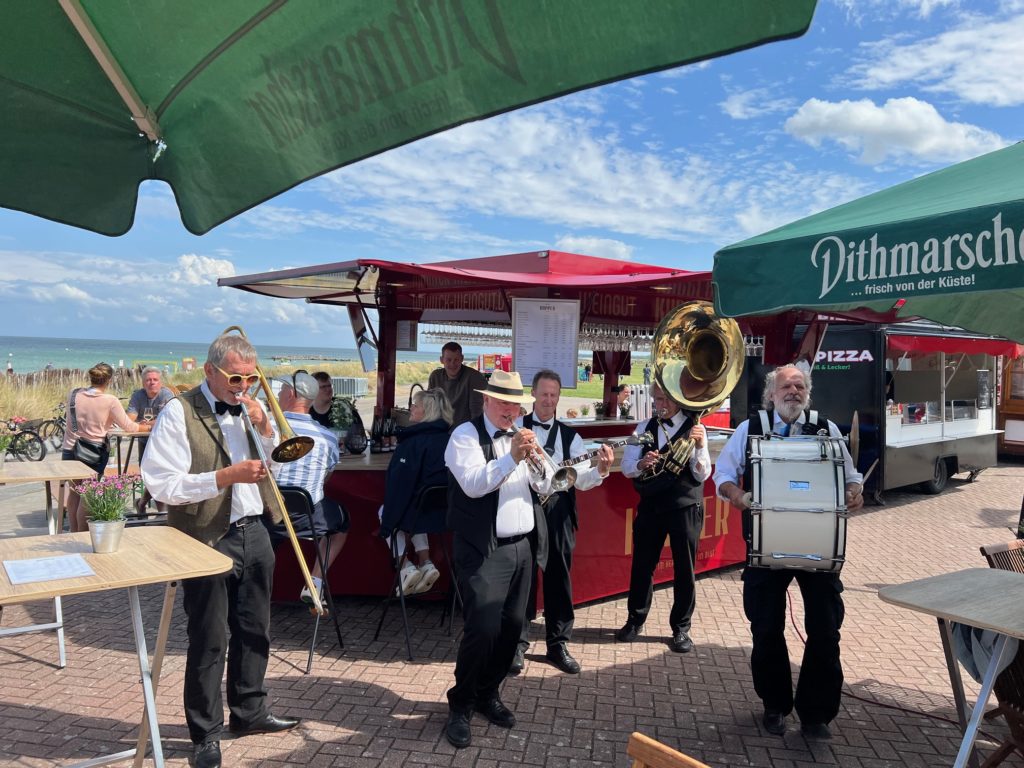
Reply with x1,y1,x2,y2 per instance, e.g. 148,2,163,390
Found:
626,732,712,768
373,484,462,661
277,485,345,674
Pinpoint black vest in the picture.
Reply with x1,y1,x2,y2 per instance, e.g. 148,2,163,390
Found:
446,416,548,566
632,415,703,508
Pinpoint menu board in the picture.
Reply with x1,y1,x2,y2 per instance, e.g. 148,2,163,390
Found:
511,298,580,389
396,320,418,352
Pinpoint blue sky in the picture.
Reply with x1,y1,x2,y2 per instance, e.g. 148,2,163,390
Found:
1,0,1021,348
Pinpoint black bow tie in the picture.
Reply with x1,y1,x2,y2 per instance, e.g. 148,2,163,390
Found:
660,417,675,427
492,429,513,439
534,420,553,429
215,401,243,417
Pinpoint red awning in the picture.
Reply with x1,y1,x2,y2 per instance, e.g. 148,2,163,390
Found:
887,334,1023,358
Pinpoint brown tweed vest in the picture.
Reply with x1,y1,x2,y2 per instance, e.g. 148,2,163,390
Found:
167,386,284,547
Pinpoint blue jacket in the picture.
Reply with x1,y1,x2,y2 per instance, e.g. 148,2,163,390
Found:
379,418,450,537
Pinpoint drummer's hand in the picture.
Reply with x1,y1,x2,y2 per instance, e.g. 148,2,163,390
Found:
845,483,864,512
511,428,536,464
690,423,706,448
237,394,272,437
596,444,615,475
217,459,268,488
722,482,751,510
638,450,660,472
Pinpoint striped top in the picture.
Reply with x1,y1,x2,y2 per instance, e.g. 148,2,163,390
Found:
274,412,340,504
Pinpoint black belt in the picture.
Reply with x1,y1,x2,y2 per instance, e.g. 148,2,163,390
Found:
231,515,260,529
495,533,527,546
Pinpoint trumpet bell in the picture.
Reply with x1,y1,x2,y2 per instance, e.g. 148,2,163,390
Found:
653,301,744,413
272,435,315,463
551,466,578,493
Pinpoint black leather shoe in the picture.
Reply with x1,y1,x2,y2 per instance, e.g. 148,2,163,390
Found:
445,708,472,748
228,712,300,736
762,710,787,736
191,741,221,768
475,697,516,728
670,630,694,653
801,721,832,739
615,622,641,642
508,644,525,676
546,644,581,674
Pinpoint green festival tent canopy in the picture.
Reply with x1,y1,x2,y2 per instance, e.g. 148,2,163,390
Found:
713,141,1024,343
1,0,816,237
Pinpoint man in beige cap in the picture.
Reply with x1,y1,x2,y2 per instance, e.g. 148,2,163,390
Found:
443,370,553,748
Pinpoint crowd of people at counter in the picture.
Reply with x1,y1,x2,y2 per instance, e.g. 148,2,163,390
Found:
57,335,864,765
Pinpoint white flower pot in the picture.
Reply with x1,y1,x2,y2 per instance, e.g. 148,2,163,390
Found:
88,519,126,553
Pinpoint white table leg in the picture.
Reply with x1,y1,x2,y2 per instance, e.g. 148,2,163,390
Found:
953,633,1012,768
127,585,164,767
133,582,177,768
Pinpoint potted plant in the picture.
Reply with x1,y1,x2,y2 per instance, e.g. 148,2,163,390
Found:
76,474,140,553
580,404,590,417
593,402,606,417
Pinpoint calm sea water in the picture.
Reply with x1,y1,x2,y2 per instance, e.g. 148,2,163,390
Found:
0,335,440,374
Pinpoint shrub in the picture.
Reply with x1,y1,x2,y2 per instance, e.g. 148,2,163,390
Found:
75,474,142,522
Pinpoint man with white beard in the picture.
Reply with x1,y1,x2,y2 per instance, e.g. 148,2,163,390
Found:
715,364,863,741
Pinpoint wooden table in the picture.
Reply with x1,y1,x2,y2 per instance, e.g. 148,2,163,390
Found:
879,568,1024,768
0,527,231,767
0,459,96,533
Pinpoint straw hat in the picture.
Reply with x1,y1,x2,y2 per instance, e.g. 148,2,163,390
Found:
475,370,535,404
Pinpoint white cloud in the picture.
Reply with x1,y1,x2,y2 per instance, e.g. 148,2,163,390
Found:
29,282,97,305
785,97,1007,164
553,237,634,261
719,88,796,120
832,0,960,22
169,254,236,285
848,13,1024,106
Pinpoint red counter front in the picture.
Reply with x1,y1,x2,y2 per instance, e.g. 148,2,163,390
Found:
272,430,746,603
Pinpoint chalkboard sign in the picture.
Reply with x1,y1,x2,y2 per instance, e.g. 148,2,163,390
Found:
977,369,992,409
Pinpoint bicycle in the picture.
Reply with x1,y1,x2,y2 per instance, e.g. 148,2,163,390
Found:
3,418,47,462
36,402,66,451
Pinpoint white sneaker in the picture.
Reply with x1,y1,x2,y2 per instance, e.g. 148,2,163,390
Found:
416,562,440,594
300,578,323,606
398,563,423,596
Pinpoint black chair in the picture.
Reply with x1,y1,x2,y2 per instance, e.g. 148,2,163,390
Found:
276,485,345,674
373,484,462,661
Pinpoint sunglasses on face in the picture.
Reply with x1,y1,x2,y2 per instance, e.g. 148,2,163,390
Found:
211,362,260,387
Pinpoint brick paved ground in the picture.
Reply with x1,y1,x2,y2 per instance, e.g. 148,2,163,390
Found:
2,457,1024,767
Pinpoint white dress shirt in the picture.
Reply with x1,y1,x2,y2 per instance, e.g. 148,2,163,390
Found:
141,381,279,524
713,412,864,501
620,411,712,482
444,414,553,538
518,415,606,492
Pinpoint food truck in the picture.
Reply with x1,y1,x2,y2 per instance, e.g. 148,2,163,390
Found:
730,322,1014,502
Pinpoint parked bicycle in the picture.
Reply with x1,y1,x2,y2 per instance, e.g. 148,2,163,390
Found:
36,402,66,451
3,417,47,462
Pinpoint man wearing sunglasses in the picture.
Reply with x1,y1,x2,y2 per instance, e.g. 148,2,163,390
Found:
142,333,300,768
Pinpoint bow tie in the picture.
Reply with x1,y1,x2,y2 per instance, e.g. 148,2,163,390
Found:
215,401,243,417
492,429,513,439
534,420,553,429
660,418,675,427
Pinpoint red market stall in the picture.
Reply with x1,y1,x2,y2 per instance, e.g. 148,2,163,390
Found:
220,251,747,602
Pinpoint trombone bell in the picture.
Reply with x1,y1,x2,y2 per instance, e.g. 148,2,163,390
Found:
273,435,315,463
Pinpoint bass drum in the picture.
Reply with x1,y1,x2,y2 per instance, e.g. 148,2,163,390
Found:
748,435,848,573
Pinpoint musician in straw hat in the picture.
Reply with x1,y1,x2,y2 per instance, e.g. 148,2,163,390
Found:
443,369,553,748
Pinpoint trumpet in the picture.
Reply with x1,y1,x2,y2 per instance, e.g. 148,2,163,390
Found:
222,326,325,616
508,423,578,493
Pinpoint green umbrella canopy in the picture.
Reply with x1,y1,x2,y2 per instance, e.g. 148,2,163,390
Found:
713,141,1024,342
1,0,816,237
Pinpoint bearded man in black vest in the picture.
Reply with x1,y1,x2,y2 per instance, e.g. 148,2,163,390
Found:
715,364,863,740
616,382,709,654
443,369,553,749
512,369,614,676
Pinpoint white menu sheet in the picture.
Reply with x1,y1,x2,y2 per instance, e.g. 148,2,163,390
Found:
512,298,580,389
4,554,95,585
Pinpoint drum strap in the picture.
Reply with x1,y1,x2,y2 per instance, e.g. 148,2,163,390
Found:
756,408,822,437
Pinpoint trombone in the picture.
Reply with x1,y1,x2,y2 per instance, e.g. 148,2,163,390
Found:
222,326,325,616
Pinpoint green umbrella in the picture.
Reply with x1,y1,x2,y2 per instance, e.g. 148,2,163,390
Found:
1,0,816,237
713,141,1024,342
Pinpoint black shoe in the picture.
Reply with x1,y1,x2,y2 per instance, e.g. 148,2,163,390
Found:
475,697,516,728
228,712,300,736
546,644,581,674
445,708,472,748
508,645,525,676
615,622,641,642
191,741,221,768
670,630,694,653
762,710,787,736
801,721,832,739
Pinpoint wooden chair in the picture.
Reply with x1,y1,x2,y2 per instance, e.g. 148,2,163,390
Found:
626,732,711,768
977,540,1024,767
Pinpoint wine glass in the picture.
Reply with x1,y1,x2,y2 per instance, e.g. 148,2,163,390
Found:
142,407,155,423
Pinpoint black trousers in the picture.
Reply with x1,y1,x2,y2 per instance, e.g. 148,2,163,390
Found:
626,500,703,632
520,494,576,649
742,567,845,724
447,536,532,711
181,520,275,744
